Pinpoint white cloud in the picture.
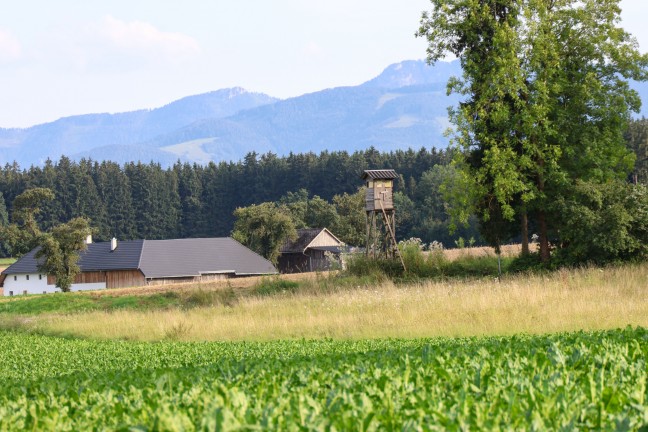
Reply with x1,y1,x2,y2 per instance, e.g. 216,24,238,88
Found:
0,29,22,62
96,15,201,59
302,41,322,56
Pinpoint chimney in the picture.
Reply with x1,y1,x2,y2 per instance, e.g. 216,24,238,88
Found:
110,237,117,251
85,235,93,244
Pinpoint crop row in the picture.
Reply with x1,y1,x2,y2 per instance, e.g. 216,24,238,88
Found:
0,328,646,430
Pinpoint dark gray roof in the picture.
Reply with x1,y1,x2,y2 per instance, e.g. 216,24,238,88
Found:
2,240,143,275
2,238,276,278
281,229,322,254
138,238,277,278
79,240,144,271
1,248,41,274
362,169,398,180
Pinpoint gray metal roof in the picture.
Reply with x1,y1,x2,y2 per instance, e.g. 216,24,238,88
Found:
80,240,144,271
2,240,143,275
362,169,398,180
138,237,277,278
1,248,41,274
2,237,276,278
281,228,323,254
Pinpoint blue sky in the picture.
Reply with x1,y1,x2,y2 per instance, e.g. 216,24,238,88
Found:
1,0,646,128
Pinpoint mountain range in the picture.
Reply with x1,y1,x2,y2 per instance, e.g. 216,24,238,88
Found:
1,59,646,167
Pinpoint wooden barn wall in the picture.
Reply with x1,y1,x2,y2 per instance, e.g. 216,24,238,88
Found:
278,250,331,274
107,270,146,289
278,254,309,274
47,270,146,289
47,272,107,285
147,274,232,286
199,274,231,282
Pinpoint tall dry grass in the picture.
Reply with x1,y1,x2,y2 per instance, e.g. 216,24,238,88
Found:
20,263,648,342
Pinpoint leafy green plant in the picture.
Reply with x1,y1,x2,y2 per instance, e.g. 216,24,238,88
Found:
0,328,645,429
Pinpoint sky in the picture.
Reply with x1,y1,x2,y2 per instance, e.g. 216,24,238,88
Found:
1,1,647,129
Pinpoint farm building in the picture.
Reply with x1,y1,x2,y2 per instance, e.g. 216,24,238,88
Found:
278,228,344,273
0,237,277,296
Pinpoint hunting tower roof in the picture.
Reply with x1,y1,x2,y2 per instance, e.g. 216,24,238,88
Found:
361,169,397,180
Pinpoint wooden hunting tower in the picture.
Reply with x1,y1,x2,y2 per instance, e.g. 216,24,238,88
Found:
362,169,404,267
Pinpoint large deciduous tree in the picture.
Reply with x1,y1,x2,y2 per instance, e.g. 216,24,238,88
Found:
232,202,297,264
36,217,92,292
418,0,648,262
1,188,54,256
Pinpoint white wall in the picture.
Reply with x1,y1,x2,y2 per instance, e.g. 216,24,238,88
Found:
3,273,106,296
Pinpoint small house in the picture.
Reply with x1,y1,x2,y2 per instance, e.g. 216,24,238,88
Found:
278,228,344,273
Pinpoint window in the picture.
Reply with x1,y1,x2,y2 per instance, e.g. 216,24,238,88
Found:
43,291,46,294
39,274,42,280
9,291,13,296
13,276,17,281
23,290,27,295
26,275,29,281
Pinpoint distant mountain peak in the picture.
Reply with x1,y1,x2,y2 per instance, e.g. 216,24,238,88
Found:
362,59,461,89
228,87,248,97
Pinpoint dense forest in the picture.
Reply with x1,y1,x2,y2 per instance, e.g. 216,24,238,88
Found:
1,118,647,258
0,147,480,256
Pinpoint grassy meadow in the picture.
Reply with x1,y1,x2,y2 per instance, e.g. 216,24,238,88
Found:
0,258,15,270
1,261,646,341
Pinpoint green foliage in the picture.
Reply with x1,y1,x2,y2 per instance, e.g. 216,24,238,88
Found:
331,188,366,246
0,290,240,315
344,254,403,279
626,117,648,184
232,202,297,264
409,165,483,247
551,181,648,265
0,188,54,257
419,0,648,262
253,278,300,297
181,288,238,308
345,246,510,281
0,328,645,429
0,192,7,227
35,217,92,292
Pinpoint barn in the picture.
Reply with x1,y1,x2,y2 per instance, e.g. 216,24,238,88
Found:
278,228,344,273
0,237,277,296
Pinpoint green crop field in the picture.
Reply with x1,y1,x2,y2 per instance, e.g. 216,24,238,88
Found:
0,328,646,430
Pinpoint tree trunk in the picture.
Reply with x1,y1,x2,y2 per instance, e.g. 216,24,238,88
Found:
538,210,550,263
521,211,529,255
536,157,549,263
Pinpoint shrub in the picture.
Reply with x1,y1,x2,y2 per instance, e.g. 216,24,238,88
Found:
345,254,403,279
253,278,300,297
182,288,238,308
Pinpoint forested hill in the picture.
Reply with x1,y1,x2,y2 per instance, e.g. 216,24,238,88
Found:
0,88,278,167
0,148,475,253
